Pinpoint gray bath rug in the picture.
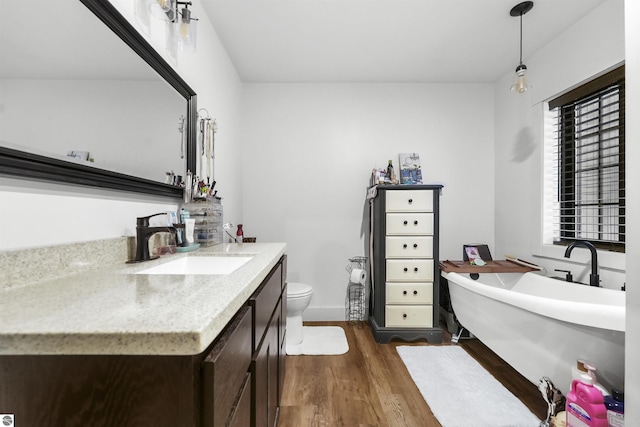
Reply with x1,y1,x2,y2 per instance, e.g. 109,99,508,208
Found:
397,345,540,427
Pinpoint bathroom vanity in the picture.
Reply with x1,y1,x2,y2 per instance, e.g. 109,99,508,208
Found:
0,242,287,427
369,185,443,343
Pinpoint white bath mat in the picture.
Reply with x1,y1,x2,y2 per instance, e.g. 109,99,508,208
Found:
397,345,540,427
286,326,349,355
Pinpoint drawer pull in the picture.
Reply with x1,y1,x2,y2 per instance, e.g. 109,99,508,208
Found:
413,243,418,248
414,267,418,272
403,244,408,249
408,199,413,204
403,220,408,225
403,290,408,295
402,313,408,318
414,220,418,225
403,267,408,272
413,290,418,295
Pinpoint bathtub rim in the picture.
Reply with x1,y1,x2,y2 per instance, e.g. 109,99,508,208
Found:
442,271,625,332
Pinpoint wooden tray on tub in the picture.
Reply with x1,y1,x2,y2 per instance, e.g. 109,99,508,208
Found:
440,259,537,273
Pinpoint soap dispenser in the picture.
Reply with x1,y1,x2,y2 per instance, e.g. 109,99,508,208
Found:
236,224,244,244
566,374,607,427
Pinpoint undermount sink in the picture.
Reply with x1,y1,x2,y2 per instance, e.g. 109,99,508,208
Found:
134,256,253,275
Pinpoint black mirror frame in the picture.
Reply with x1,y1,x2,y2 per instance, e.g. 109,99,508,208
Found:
0,0,196,198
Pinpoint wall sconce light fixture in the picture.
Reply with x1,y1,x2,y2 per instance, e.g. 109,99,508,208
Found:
149,0,198,52
175,2,197,52
509,1,534,93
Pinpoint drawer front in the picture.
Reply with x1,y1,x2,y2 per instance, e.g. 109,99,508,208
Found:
386,190,433,212
386,282,433,305
228,374,252,427
249,263,283,351
385,236,433,258
386,213,433,235
202,306,253,427
385,259,434,282
385,305,433,327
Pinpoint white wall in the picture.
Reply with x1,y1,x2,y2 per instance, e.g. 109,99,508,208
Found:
624,0,639,419
495,0,640,410
240,83,495,319
0,1,243,250
494,0,626,287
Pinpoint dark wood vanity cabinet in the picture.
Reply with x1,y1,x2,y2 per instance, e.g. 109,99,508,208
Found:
0,256,287,427
249,261,286,427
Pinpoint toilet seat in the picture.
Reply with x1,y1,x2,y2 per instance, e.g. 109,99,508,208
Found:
287,282,313,298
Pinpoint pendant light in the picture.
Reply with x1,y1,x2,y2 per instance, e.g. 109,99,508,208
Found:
510,1,534,93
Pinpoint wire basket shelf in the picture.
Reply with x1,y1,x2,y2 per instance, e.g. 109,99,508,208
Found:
345,256,368,322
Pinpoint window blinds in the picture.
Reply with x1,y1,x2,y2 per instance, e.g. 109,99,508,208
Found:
549,67,625,250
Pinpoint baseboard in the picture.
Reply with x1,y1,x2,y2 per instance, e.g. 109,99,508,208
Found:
303,306,352,321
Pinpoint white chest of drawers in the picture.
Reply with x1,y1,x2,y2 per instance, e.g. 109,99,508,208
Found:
369,185,443,344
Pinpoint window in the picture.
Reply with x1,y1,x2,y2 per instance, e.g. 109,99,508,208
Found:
548,65,625,252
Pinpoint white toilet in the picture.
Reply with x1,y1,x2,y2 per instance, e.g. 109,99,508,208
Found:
286,282,313,345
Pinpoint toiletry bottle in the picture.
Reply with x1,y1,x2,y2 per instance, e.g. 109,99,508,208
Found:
184,219,195,245
604,389,624,427
180,208,190,224
236,224,244,244
386,160,395,184
566,374,608,427
184,170,193,203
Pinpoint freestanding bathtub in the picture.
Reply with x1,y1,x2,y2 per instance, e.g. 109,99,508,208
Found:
443,271,625,395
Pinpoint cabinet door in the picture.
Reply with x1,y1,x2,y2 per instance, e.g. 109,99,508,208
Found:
252,312,280,427
249,264,283,353
228,374,252,427
277,295,286,407
202,306,252,427
268,317,279,427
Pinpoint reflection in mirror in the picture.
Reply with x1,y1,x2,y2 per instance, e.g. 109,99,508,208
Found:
0,0,195,193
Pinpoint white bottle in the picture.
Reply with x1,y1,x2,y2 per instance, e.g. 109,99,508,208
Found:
184,218,195,245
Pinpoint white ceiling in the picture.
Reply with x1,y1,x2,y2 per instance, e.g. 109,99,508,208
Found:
200,0,610,83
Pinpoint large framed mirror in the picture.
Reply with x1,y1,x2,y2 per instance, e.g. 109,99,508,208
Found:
0,0,196,198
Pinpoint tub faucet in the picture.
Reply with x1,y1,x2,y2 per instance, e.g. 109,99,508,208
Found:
564,241,600,287
132,213,176,263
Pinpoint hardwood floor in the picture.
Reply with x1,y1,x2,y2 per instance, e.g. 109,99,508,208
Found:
278,321,547,427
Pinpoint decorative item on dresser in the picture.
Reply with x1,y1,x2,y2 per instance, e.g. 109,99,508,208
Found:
368,184,443,343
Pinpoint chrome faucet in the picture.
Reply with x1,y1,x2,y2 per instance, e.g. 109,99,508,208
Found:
131,213,176,263
564,241,600,287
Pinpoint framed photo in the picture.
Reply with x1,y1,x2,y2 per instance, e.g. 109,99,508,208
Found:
463,244,492,264
398,152,423,184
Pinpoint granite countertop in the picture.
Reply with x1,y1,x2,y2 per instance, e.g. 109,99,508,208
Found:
0,242,286,356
